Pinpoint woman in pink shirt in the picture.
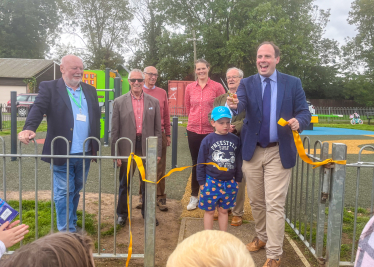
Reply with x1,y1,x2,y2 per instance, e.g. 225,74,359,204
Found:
184,59,225,211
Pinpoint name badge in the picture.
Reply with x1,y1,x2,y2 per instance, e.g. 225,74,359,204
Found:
0,198,18,226
76,114,86,122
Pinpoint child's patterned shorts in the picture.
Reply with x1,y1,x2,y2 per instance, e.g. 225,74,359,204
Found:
199,175,238,211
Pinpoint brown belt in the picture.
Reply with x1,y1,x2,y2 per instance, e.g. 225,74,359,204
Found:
257,142,278,148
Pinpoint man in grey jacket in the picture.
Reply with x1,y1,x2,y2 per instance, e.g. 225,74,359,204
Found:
111,69,162,227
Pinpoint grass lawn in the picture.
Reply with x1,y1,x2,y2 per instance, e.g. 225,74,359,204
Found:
5,199,120,251
0,121,47,137
285,206,370,263
318,123,374,131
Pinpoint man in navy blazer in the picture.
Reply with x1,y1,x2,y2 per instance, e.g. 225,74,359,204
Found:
227,42,311,267
18,55,100,232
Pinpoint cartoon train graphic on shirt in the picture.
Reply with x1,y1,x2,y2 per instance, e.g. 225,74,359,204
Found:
212,150,235,168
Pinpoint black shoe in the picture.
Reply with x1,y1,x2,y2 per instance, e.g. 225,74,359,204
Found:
136,196,143,209
117,216,127,227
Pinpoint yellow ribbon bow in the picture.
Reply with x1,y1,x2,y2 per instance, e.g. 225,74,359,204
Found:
277,118,346,169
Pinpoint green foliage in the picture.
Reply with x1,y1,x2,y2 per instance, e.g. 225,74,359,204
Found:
23,77,37,93
0,121,47,136
318,123,374,131
5,200,96,250
0,0,61,58
346,0,374,75
129,0,342,96
61,0,133,69
340,0,374,106
101,224,121,237
285,206,370,262
342,74,374,107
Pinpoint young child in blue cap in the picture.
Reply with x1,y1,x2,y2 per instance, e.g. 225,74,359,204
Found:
197,106,242,231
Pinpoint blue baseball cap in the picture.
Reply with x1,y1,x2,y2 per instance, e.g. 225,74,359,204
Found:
211,106,232,121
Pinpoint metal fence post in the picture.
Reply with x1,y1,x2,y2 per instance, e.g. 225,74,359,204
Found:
0,104,3,131
104,68,110,146
11,91,17,161
114,77,121,98
316,142,330,258
325,143,347,267
144,137,157,267
171,117,178,168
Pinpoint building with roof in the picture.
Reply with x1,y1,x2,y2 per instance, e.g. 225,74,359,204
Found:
0,58,62,104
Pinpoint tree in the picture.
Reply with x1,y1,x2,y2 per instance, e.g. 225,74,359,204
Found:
341,0,374,106
0,0,61,58
127,0,174,88
345,0,374,76
343,75,374,106
61,0,133,69
143,0,341,98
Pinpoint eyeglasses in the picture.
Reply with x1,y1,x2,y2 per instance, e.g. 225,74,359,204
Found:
144,72,158,77
226,76,240,81
129,79,144,83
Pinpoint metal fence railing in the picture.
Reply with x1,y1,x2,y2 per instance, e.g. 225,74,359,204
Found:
169,106,188,123
0,103,31,131
315,106,374,123
0,136,158,266
286,138,374,266
168,105,374,124
343,145,374,265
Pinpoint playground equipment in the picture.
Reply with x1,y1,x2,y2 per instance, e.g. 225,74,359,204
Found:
306,115,319,130
307,114,344,130
83,69,130,141
350,113,363,125
315,114,344,118
83,69,129,103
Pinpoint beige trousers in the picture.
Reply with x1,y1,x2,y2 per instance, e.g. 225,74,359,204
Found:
243,145,291,259
232,173,246,217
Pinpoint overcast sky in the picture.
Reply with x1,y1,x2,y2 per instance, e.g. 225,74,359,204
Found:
314,0,357,45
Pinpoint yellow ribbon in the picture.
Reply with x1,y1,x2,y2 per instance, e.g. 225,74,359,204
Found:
125,156,134,267
125,153,228,266
277,118,346,169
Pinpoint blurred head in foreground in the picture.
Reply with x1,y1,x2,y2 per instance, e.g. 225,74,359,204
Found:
167,230,255,267
2,232,94,267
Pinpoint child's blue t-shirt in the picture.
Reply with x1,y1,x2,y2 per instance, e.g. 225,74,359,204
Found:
197,132,242,185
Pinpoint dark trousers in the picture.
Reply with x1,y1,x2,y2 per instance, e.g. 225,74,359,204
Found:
138,132,167,199
117,138,146,218
157,132,167,199
187,130,208,197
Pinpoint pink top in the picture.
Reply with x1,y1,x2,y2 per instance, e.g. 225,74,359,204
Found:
143,85,171,135
131,92,144,135
185,79,225,134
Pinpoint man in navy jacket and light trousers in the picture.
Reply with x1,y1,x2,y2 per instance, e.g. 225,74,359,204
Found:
227,42,311,267
18,55,100,232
